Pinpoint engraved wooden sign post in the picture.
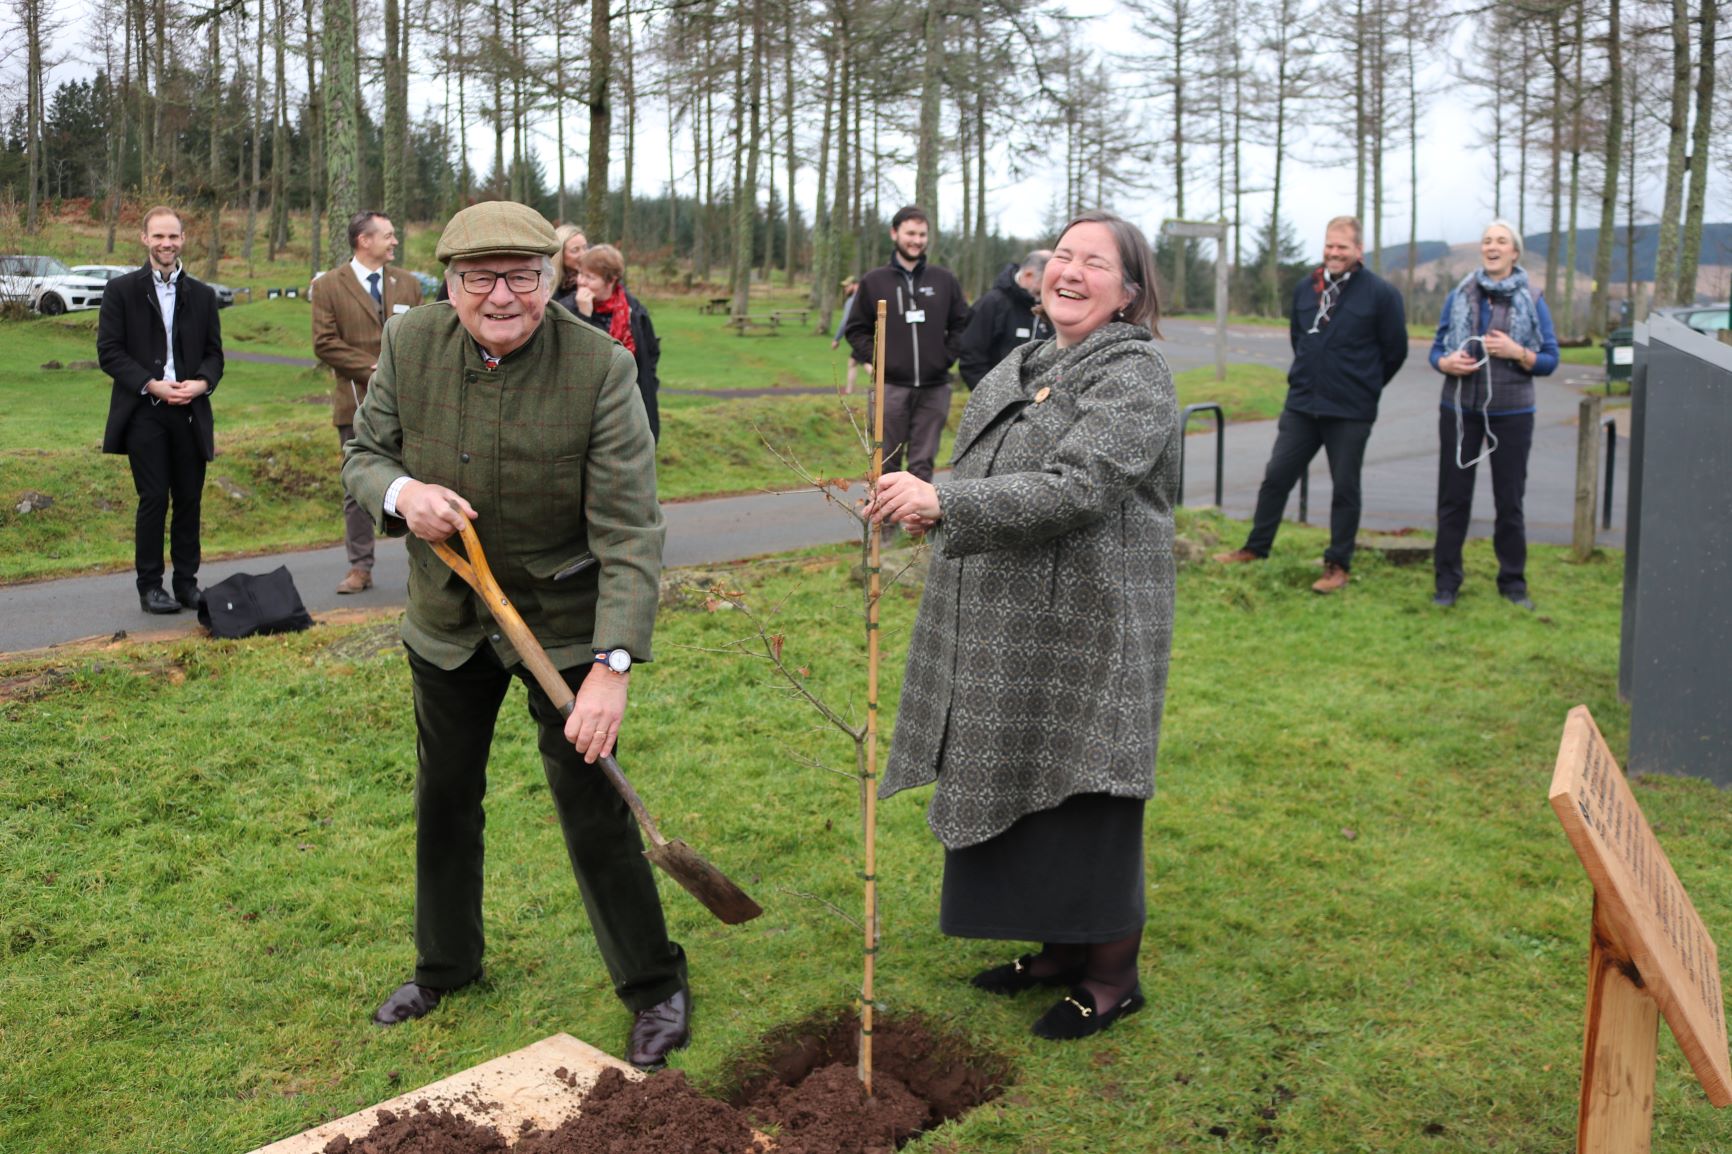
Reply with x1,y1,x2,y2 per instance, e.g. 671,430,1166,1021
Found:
1549,705,1732,1153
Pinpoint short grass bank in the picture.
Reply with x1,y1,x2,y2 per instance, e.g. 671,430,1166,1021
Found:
1,308,1287,583
4,519,1730,1152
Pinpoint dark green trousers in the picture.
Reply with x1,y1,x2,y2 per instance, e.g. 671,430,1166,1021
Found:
405,643,686,1011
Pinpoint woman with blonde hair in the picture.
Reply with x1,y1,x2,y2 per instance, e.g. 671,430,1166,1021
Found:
552,224,588,296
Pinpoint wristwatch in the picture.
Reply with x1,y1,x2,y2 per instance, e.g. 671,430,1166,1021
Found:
594,648,633,674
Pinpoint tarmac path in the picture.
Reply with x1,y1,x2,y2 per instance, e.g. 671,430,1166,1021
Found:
1,319,1623,654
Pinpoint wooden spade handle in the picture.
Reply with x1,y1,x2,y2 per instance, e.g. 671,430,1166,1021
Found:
426,510,669,848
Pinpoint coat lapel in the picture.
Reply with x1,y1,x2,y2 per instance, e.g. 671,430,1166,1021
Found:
334,264,384,329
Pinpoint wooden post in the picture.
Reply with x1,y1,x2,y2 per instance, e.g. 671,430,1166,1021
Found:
859,299,886,1096
1579,897,1659,1154
1573,394,1604,559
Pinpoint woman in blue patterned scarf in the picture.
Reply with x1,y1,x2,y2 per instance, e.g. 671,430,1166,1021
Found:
1428,219,1560,610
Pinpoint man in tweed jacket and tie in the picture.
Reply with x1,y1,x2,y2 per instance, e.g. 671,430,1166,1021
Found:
312,211,421,594
343,201,689,1069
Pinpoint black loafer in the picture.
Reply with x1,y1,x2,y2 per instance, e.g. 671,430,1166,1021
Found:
971,954,1083,996
173,584,202,610
627,988,691,1069
371,980,450,1026
1504,591,1536,611
1432,590,1456,608
1032,984,1146,1041
139,586,181,615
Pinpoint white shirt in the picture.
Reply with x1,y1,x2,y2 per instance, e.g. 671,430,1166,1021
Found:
350,256,386,301
153,263,181,386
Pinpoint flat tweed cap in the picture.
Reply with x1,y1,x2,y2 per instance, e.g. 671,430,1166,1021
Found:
436,201,559,263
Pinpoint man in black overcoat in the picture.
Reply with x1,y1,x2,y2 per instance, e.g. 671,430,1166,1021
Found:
96,206,224,614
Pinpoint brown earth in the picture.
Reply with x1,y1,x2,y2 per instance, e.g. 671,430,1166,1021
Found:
325,1012,1009,1153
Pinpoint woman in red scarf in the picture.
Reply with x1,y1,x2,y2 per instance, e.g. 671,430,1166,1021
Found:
557,244,662,442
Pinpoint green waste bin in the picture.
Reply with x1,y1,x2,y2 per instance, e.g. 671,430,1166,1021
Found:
1604,328,1634,391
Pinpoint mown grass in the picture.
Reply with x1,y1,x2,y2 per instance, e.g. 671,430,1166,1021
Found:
1,306,1289,582
4,519,1730,1152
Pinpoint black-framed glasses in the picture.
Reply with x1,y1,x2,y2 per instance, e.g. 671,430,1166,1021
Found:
454,269,544,294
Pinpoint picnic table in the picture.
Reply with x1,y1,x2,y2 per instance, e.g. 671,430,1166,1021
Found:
767,308,811,329
700,296,732,315
726,313,779,336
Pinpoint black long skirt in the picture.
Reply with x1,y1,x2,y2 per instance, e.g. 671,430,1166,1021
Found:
939,792,1146,944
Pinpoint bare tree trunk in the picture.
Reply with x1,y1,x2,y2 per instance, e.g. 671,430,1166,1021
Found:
555,19,567,221
782,7,797,283
913,1,944,245
1354,0,1365,224
1564,0,1585,336
23,0,43,232
1588,0,1620,338
383,0,407,224
268,0,288,258
1675,0,1717,302
246,0,263,264
1650,0,1692,306
323,0,359,258
730,0,764,317
585,0,611,236
1544,7,1563,306
818,7,849,331
809,31,835,309
207,6,223,279
622,0,636,249
510,0,524,202
107,2,132,253
153,0,167,192
302,0,323,271
1406,30,1418,301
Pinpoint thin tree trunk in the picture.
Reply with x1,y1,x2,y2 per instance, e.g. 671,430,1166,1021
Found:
246,0,263,264
1650,0,1692,306
1545,7,1564,306
383,0,406,224
622,0,636,248
1564,0,1585,335
24,0,42,231
556,20,567,221
809,32,835,309
782,8,797,282
303,0,323,272
324,0,359,258
207,6,223,279
1589,0,1621,339
1172,0,1188,309
1675,0,1717,302
1406,30,1418,301
268,0,288,257
818,9,849,332
730,0,764,317
107,6,132,253
153,0,167,192
585,0,611,237
914,1,943,245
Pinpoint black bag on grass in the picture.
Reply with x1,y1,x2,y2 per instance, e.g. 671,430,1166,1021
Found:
197,566,314,639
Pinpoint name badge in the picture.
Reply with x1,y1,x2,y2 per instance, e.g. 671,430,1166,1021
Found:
392,303,411,315
905,309,926,324
1014,327,1031,338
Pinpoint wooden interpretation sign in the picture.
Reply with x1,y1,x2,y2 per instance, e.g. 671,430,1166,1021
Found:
1549,706,1732,1153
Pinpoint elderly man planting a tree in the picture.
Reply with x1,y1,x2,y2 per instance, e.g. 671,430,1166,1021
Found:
342,201,689,1070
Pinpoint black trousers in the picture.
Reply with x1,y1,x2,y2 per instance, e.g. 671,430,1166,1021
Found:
404,644,686,1011
1434,408,1534,596
126,401,206,593
1242,409,1374,570
871,382,952,481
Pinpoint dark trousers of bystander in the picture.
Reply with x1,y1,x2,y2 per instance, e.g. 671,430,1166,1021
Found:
127,402,206,595
404,643,687,1011
871,381,953,481
1433,408,1534,597
1241,408,1375,570
336,424,375,573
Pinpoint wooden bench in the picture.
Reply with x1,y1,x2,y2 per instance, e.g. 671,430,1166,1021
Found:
700,296,732,315
767,308,810,329
726,314,779,336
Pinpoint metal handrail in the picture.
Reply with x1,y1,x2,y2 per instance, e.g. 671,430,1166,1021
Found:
1601,414,1617,530
1176,403,1225,507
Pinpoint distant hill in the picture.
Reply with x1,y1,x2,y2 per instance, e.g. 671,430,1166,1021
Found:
1376,224,1732,282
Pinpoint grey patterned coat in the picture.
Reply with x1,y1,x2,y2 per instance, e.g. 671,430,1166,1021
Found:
880,322,1179,850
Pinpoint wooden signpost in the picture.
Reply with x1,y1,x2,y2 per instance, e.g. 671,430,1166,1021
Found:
1549,705,1732,1153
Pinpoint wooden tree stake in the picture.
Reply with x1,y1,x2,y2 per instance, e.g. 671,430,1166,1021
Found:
859,299,887,1096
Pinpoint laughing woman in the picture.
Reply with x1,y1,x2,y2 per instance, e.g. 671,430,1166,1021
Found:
1429,219,1559,610
869,211,1179,1041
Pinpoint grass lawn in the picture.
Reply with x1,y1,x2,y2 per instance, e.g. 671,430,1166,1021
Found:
0,305,1289,583
4,518,1730,1152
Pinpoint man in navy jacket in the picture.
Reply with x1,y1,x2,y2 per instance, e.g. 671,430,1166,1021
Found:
96,206,224,614
1214,216,1407,592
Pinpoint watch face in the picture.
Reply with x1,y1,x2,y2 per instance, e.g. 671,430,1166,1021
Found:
607,649,632,673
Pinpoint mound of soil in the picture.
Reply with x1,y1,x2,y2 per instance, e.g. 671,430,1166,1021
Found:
325,1012,1008,1153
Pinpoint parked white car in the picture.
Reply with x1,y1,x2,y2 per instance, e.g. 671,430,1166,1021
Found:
0,255,107,315
71,264,237,308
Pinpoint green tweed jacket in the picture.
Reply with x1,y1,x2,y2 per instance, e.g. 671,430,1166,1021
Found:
343,302,664,671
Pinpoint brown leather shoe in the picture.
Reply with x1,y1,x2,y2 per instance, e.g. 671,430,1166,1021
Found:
627,989,691,1069
1212,548,1262,565
1312,562,1350,594
335,567,373,594
371,981,446,1026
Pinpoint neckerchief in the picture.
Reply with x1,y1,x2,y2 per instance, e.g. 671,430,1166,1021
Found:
1308,262,1360,333
596,284,636,354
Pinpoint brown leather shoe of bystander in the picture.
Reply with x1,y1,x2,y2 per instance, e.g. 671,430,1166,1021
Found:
336,567,374,594
1311,562,1350,594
